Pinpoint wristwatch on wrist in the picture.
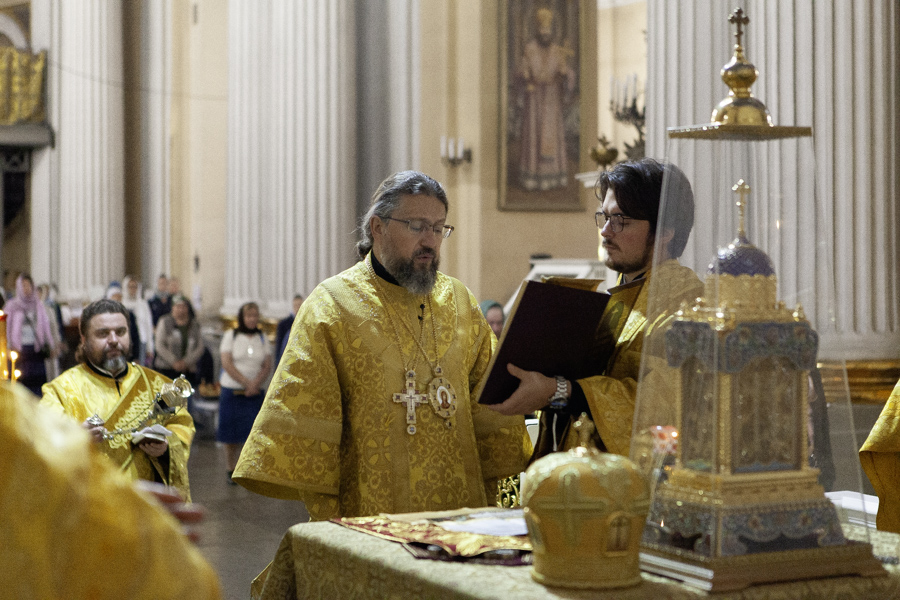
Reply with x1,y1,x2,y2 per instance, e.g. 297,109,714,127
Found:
547,376,569,410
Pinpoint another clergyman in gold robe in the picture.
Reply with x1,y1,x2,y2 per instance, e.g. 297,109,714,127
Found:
1,381,221,600
41,299,195,500
534,260,703,458
860,379,900,533
489,159,702,461
234,171,531,520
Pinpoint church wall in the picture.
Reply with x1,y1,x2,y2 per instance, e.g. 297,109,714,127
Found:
596,1,647,163
169,0,228,317
3,205,29,279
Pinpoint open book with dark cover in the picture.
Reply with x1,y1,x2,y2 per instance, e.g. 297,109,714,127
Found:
475,279,611,405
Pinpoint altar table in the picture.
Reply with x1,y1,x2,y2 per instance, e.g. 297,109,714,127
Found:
253,521,900,600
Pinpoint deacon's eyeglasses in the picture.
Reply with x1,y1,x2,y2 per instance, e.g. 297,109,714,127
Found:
595,211,638,233
382,217,454,239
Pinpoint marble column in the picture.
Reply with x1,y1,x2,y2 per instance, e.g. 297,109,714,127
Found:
30,0,126,301
138,0,173,284
646,0,899,361
224,0,357,316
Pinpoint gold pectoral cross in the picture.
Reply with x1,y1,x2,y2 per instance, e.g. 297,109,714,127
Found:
393,370,428,435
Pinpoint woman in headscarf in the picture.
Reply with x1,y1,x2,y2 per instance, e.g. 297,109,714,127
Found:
105,282,140,363
121,275,155,366
5,273,56,395
153,294,204,385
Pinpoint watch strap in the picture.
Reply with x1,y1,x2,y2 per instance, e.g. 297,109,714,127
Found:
547,376,569,410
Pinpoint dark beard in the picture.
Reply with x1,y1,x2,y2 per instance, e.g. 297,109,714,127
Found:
384,251,439,295
603,234,656,277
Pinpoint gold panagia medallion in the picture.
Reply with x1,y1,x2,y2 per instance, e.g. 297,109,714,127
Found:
428,366,457,427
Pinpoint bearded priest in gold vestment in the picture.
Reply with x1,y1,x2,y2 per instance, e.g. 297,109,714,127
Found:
234,171,531,520
1,381,220,599
41,299,195,500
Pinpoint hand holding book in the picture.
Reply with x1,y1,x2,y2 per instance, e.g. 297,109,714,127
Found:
475,280,611,409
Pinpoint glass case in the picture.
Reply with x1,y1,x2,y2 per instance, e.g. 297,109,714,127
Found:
629,7,883,592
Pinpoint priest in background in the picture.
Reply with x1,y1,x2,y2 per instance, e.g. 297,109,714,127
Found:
860,378,900,532
234,170,531,520
41,298,196,500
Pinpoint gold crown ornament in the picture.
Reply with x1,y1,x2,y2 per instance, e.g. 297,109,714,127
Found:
521,415,650,589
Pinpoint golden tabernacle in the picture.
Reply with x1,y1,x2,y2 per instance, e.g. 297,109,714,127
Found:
634,7,885,592
639,183,885,590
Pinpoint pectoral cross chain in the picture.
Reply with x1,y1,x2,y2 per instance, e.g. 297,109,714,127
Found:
393,370,428,435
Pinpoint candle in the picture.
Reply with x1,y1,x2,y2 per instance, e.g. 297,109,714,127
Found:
9,350,17,383
456,138,465,161
440,135,447,159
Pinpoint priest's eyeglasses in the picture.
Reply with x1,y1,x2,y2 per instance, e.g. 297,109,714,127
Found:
595,211,637,233
383,217,454,239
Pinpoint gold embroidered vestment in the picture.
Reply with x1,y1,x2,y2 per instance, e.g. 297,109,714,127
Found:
234,257,531,519
1,382,219,599
533,260,703,458
860,379,900,533
40,363,195,500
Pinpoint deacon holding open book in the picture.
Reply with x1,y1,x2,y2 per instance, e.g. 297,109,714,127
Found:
490,158,703,459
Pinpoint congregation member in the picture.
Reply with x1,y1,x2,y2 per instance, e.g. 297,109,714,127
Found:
154,294,205,386
122,274,156,365
148,273,171,326
479,299,505,339
2,381,221,599
105,282,141,362
490,158,703,458
218,301,273,484
41,299,196,500
37,282,66,380
234,170,530,519
274,293,304,365
5,273,56,396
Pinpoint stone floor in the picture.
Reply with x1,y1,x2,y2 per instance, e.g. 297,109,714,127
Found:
188,437,309,600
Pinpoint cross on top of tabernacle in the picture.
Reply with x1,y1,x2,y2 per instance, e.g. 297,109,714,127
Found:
732,179,751,240
729,7,750,49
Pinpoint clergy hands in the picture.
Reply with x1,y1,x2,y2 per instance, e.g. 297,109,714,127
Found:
81,418,107,443
487,364,559,416
139,439,169,457
135,481,205,543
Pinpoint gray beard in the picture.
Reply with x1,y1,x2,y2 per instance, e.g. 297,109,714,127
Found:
91,354,127,376
103,355,128,375
384,254,439,295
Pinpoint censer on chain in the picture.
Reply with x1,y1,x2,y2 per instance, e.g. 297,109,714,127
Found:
86,375,193,440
